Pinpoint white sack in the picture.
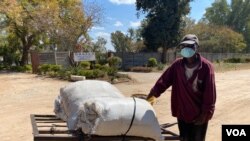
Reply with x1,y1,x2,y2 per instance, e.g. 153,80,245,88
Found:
77,97,163,141
54,95,67,121
59,80,124,129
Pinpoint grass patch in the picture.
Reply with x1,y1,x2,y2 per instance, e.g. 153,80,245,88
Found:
154,62,250,73
214,62,250,72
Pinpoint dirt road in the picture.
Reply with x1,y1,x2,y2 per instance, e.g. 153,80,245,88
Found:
0,69,250,141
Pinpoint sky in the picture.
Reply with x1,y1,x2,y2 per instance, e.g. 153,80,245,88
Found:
88,0,221,51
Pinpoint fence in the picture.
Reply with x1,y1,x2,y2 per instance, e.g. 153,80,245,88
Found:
30,51,250,72
30,51,70,73
199,52,250,62
115,52,175,69
116,52,250,69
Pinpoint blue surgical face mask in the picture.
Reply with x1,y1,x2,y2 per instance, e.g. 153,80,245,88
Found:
181,47,196,58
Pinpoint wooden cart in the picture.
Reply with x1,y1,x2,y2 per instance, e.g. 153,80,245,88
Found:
30,114,180,141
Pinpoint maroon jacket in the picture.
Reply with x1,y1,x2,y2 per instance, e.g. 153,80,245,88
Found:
150,54,216,122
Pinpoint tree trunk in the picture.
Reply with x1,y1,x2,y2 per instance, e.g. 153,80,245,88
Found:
20,35,34,66
20,46,29,66
161,46,167,63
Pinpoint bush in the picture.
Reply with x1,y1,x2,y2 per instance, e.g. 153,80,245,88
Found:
93,69,105,78
96,53,108,65
94,64,102,69
107,67,117,76
0,64,4,71
58,69,72,80
99,64,109,71
79,61,90,69
10,66,23,72
245,58,250,63
36,62,122,80
97,64,118,76
48,71,58,77
50,65,62,72
23,65,32,72
157,63,165,70
10,65,32,72
224,58,241,63
108,56,122,68
148,58,158,67
129,66,152,72
70,67,81,75
38,64,51,74
77,70,94,79
74,68,106,79
223,57,250,63
38,64,63,75
84,70,95,78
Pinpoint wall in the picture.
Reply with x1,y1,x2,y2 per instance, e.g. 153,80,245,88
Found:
116,52,250,69
30,51,70,73
30,51,250,72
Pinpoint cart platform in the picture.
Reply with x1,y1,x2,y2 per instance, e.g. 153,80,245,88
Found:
30,114,180,141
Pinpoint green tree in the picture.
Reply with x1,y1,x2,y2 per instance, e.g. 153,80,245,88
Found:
204,0,230,26
0,0,37,65
227,0,250,33
92,36,107,53
136,0,193,63
182,17,196,33
127,28,145,52
204,0,250,52
245,20,250,51
51,0,102,51
111,31,131,52
184,22,246,53
228,0,250,52
0,0,102,66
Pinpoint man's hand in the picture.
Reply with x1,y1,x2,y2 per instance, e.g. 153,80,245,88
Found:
146,95,156,105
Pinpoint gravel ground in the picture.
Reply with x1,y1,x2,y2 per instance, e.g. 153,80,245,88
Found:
0,69,250,141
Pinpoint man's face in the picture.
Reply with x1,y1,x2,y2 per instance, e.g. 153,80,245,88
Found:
180,43,197,58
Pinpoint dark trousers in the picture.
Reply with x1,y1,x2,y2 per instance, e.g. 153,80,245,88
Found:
177,119,208,141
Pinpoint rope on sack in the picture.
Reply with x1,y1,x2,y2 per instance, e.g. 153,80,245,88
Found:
123,97,137,141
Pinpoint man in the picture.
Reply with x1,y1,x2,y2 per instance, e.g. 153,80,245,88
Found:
147,34,216,141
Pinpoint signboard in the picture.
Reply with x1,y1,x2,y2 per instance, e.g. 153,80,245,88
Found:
73,52,96,62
